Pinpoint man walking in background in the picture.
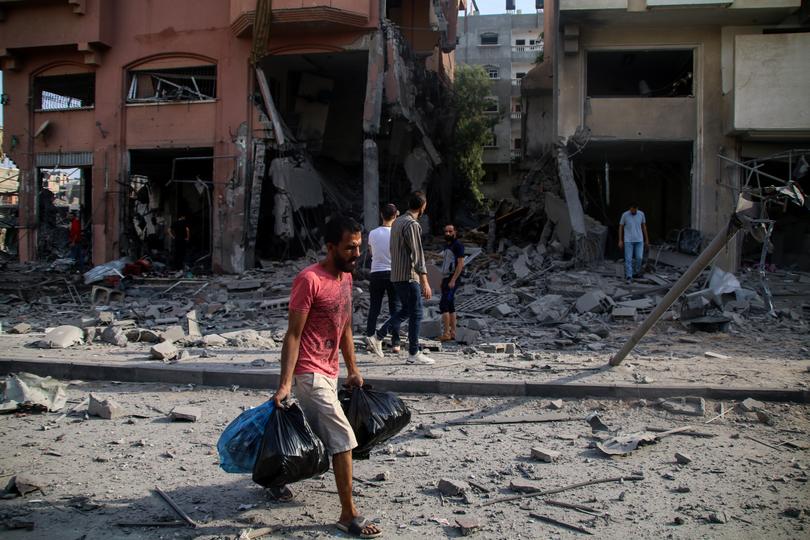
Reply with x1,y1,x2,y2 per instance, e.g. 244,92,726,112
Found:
365,203,401,357
372,191,435,365
68,210,84,270
438,224,464,342
618,203,649,283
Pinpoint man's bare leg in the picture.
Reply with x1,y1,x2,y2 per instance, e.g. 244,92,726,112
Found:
334,450,381,536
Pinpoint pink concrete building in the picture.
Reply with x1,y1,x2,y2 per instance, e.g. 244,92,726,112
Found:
0,0,463,272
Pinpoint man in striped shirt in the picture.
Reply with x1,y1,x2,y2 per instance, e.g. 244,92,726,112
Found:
366,191,435,365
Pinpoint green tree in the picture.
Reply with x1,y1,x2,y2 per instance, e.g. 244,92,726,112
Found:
451,64,496,206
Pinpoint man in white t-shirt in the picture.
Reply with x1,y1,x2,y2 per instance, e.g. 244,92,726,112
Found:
364,204,401,357
618,203,649,283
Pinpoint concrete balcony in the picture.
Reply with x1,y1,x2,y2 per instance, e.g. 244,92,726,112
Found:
230,0,373,36
585,97,696,140
511,44,542,60
0,1,113,54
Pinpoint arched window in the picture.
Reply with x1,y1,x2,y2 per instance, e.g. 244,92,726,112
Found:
126,56,217,103
33,64,96,111
480,32,498,46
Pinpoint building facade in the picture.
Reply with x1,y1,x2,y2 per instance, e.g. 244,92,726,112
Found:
0,0,463,272
523,0,810,268
457,11,542,200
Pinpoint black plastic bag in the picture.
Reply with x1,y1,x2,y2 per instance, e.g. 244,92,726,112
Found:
339,385,411,459
252,402,329,488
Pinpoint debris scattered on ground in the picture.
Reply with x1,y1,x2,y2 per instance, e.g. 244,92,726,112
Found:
87,393,125,419
1,372,67,412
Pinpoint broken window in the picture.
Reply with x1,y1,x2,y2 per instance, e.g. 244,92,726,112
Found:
127,65,217,103
587,50,693,97
480,32,498,46
484,97,499,113
34,73,95,111
485,65,500,80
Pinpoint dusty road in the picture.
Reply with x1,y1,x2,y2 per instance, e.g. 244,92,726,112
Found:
0,380,808,539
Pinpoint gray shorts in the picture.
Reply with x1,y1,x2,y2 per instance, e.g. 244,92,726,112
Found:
293,372,358,456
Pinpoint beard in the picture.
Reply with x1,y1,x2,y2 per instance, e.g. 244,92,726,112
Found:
445,235,454,242
335,255,358,273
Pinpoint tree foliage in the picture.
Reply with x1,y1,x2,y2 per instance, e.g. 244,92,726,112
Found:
451,64,496,206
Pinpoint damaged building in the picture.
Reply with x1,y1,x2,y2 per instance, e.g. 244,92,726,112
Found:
0,0,464,272
521,0,810,270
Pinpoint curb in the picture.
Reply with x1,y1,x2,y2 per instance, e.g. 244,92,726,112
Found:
1,358,807,403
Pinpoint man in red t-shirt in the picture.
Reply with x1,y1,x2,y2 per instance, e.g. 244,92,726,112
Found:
272,214,381,539
68,211,83,269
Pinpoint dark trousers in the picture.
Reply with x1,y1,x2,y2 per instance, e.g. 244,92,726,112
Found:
366,271,401,345
439,277,459,314
172,240,187,270
380,281,422,356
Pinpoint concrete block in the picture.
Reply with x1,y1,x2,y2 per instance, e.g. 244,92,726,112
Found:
150,341,178,361
531,447,561,462
169,406,201,422
739,397,765,412
509,479,542,493
88,394,125,419
9,323,32,334
202,334,228,347
453,327,479,345
97,311,115,325
39,326,84,349
125,328,161,343
101,326,128,347
528,294,567,322
456,517,481,536
575,290,614,314
161,325,186,343
657,397,706,416
479,343,509,354
490,303,513,318
419,319,442,339
612,306,637,319
186,310,202,338
437,478,469,496
547,399,564,410
464,319,488,331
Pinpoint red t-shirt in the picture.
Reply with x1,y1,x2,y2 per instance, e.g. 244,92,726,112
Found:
69,218,81,244
290,263,353,379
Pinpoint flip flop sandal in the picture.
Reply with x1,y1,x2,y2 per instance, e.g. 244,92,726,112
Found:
336,516,382,538
266,485,294,502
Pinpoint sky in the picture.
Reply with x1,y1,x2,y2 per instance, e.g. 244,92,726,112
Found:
467,0,541,15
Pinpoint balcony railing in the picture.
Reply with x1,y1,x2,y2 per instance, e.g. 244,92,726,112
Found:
512,44,542,53
511,111,522,120
511,78,523,86
511,149,523,160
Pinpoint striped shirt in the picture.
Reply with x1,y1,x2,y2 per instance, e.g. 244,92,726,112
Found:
390,212,427,283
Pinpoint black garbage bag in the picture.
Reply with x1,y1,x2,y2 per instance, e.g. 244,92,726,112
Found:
252,402,329,488
339,385,411,459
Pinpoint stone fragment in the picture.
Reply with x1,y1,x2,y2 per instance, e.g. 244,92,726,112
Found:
455,517,481,536
530,447,561,463
425,429,444,439
84,326,101,343
575,290,615,314
250,358,268,367
657,397,706,417
528,294,567,322
97,311,115,325
611,306,637,319
373,471,391,482
547,399,564,410
437,478,469,496
150,341,178,361
161,325,186,343
186,310,202,338
154,317,180,325
464,319,488,331
674,452,692,465
125,328,161,343
202,334,228,347
227,279,262,291
783,507,802,519
586,412,611,432
220,329,276,348
704,351,729,359
756,410,776,426
708,512,728,524
479,343,510,354
101,326,128,347
739,398,765,412
400,447,430,457
509,479,542,493
454,327,480,345
39,325,84,349
169,406,201,422
419,319,442,339
88,394,125,419
490,304,513,318
9,323,32,335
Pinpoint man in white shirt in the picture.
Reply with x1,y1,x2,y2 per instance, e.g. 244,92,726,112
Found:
364,204,401,357
618,203,649,283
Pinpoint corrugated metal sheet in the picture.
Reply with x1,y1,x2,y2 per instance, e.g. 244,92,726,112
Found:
35,152,93,168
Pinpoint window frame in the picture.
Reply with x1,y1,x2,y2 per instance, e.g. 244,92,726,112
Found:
480,32,499,46
33,72,96,112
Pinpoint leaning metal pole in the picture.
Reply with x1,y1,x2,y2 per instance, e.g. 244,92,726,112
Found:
609,213,745,367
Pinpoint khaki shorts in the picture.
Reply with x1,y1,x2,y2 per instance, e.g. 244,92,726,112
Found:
293,372,357,456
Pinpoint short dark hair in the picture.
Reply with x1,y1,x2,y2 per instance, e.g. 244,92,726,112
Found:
381,203,398,221
408,191,427,211
323,213,361,246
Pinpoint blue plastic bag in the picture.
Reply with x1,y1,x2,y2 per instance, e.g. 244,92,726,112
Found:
217,400,275,473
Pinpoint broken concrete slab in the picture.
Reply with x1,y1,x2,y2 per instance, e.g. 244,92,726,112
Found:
575,290,615,314
455,516,481,536
657,397,706,417
160,325,186,343
186,310,202,338
437,478,469,497
169,406,201,422
219,329,276,348
454,327,480,345
704,351,730,360
2,372,67,412
419,319,442,339
547,399,564,410
87,394,125,419
739,398,766,412
125,328,161,343
37,325,84,349
8,323,32,335
531,447,561,462
490,304,513,318
97,311,115,325
528,294,567,322
509,479,542,493
100,326,128,347
150,341,178,361
226,280,262,292
612,306,637,319
675,452,692,465
202,334,228,347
